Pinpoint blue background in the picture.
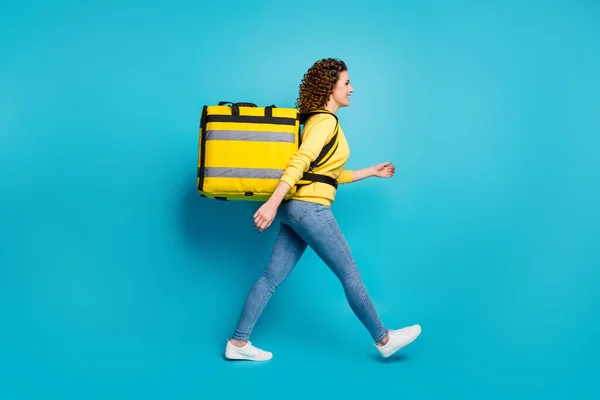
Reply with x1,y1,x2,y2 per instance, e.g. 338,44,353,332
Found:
1,0,599,398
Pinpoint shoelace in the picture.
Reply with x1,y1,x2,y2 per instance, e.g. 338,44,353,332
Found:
246,341,267,354
390,327,413,338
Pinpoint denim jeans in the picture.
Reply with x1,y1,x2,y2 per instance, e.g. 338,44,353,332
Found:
231,199,388,343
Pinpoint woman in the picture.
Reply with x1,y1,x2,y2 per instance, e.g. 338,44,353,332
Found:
225,58,421,361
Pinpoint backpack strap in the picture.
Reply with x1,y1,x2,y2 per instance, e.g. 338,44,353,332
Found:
295,110,340,189
299,172,338,189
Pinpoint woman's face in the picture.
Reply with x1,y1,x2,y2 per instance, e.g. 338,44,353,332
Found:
330,70,354,108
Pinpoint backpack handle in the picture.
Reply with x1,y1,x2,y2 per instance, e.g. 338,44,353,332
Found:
218,101,257,107
218,101,258,116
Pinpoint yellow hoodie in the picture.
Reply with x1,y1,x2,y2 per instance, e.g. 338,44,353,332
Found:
279,113,352,206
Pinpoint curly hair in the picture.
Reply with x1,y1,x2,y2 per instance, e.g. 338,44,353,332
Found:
295,58,348,114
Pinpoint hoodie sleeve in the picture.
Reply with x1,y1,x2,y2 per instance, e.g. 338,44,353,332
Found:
279,115,337,188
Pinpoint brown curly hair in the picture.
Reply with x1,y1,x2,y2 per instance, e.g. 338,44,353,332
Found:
295,58,348,114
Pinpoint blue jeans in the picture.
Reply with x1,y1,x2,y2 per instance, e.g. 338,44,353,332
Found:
231,199,388,343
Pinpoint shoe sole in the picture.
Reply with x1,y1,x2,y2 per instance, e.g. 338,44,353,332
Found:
225,350,272,361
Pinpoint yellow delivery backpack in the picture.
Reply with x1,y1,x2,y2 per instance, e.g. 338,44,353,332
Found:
197,101,339,201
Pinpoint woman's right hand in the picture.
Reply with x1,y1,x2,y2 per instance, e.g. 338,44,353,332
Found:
372,162,396,178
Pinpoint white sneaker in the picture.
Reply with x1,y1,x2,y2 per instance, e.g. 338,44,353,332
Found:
375,324,421,358
225,340,273,361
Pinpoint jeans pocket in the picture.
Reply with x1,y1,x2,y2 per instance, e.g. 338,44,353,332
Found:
286,200,309,223
315,204,334,222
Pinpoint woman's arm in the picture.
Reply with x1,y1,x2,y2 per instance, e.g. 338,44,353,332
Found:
253,162,395,232
341,162,396,184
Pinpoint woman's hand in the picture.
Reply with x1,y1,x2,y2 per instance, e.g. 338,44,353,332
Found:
253,180,292,233
372,162,395,178
254,200,278,233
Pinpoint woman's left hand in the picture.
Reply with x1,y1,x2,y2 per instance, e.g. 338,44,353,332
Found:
254,200,278,233
373,162,396,178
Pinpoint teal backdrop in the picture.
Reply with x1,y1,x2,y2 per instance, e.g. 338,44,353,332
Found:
1,0,599,398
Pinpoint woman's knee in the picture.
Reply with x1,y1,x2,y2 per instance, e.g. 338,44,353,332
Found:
260,271,282,291
338,265,362,286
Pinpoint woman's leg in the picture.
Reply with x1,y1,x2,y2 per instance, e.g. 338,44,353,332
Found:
285,201,388,343
230,221,307,342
